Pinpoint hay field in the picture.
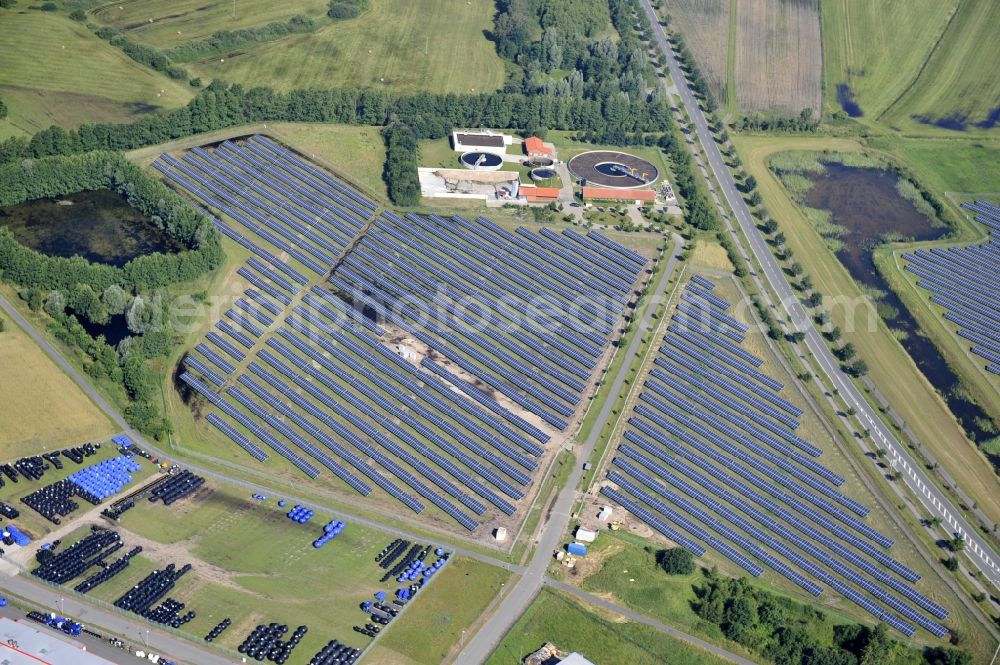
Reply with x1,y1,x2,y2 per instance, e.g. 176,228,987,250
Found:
0,12,192,137
89,0,330,49
821,0,958,120
186,0,505,95
0,314,114,460
733,0,822,115
666,0,730,106
879,0,1000,134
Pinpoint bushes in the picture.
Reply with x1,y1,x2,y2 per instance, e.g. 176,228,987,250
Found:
0,98,6,120
327,0,368,20
162,17,316,62
382,123,421,206
93,27,188,81
657,547,695,575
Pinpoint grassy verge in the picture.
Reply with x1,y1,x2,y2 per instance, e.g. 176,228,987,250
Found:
370,557,511,665
484,586,732,665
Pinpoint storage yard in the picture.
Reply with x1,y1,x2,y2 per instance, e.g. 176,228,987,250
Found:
150,134,652,541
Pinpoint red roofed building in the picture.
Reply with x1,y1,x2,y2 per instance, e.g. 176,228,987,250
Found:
524,136,554,159
521,185,560,202
583,187,656,203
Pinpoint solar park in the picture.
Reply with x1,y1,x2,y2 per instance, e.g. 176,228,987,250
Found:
152,135,649,537
599,275,952,638
903,200,1000,377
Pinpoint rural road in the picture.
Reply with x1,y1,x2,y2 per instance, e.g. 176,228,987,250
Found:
638,0,1000,591
454,234,753,665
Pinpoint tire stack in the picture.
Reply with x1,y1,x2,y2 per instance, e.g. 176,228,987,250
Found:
307,639,360,665
21,479,81,524
148,470,204,506
74,546,142,593
204,618,231,643
33,528,122,584
144,598,196,628
113,562,191,617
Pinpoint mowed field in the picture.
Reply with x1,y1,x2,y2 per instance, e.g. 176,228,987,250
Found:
89,0,330,49
0,312,114,460
820,0,957,120
733,0,822,114
879,0,1000,134
102,480,444,657
483,588,732,665
0,11,192,138
186,0,505,95
732,133,1000,529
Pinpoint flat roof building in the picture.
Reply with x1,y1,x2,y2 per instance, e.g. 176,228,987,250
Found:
451,131,512,155
0,618,117,665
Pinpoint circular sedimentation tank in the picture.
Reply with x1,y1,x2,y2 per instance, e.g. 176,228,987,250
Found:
459,151,503,170
567,150,658,188
530,167,557,181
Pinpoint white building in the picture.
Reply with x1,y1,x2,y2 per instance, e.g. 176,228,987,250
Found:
575,527,598,543
560,654,596,665
598,506,613,521
451,130,512,156
494,526,508,542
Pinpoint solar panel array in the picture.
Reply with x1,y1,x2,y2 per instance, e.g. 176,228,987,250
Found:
601,275,949,637
153,135,648,532
903,200,1000,375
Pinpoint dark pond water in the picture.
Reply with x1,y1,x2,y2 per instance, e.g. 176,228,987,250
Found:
0,189,184,268
78,314,131,347
802,162,995,443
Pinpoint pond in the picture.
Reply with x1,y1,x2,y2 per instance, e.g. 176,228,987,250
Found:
0,189,184,268
801,162,995,442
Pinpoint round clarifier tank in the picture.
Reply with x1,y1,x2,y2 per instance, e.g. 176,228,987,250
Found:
459,151,503,170
530,167,557,181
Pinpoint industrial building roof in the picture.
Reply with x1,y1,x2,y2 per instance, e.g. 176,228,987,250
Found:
0,618,117,665
521,185,560,199
455,133,506,148
582,187,656,201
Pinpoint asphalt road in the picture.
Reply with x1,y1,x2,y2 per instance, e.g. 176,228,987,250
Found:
638,0,1000,590
454,236,753,664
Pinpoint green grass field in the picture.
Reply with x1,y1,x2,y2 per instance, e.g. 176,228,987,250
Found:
0,11,192,138
878,0,1000,135
185,0,504,95
370,557,511,665
820,0,957,120
98,479,455,658
89,0,331,49
0,312,115,462
484,586,732,665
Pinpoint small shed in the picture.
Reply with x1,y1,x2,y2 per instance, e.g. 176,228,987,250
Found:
494,526,508,542
567,542,588,557
575,527,598,543
598,505,613,521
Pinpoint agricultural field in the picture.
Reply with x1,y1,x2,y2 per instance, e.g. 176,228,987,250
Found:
732,0,822,115
185,0,505,95
484,587,732,665
820,0,957,121
663,0,822,115
89,0,331,49
664,0,730,107
733,133,1000,528
0,11,192,138
26,477,460,660
0,312,114,461
877,0,1000,134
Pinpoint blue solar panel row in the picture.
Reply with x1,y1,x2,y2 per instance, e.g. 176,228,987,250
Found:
247,257,299,295
308,286,385,336
195,343,236,375
243,288,284,317
184,354,224,387
538,226,640,284
690,274,716,291
586,230,647,269
206,331,246,363
180,372,320,478
599,486,706,555
211,219,308,285
235,298,275,327
205,413,269,462
421,358,552,445
564,228,646,275
215,319,255,350
224,309,264,338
